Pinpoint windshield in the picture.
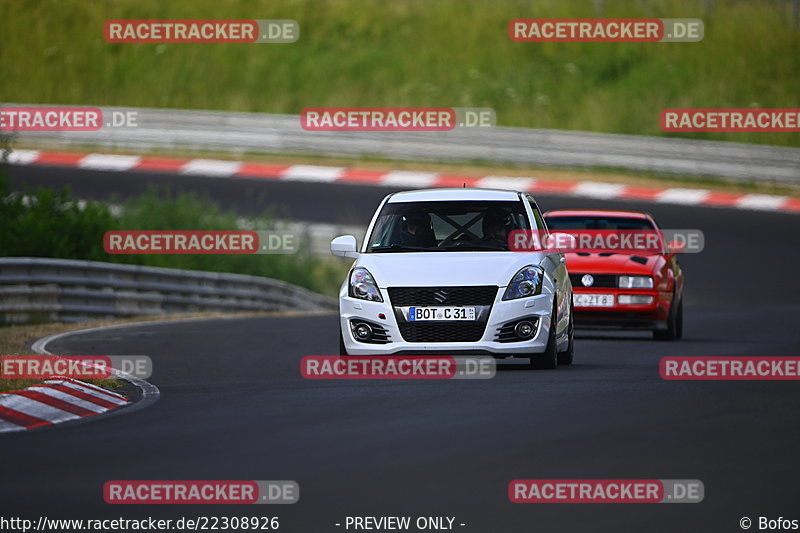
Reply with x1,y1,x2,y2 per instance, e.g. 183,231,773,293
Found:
368,200,531,252
544,216,655,231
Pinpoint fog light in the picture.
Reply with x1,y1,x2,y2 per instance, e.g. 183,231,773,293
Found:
514,320,535,339
353,322,373,341
618,295,654,305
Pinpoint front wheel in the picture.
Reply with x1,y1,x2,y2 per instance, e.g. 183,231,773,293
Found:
557,302,574,366
653,297,682,341
339,325,348,355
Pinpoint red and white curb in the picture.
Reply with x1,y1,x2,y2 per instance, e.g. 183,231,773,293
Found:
0,322,164,434
7,149,800,214
0,377,128,433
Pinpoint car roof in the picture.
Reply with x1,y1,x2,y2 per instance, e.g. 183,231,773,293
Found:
543,209,651,219
387,188,522,203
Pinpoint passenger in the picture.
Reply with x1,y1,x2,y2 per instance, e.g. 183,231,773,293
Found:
399,211,436,247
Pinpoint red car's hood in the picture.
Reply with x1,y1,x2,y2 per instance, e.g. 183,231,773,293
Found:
564,253,660,275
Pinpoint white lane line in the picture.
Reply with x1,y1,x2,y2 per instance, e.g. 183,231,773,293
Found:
380,171,439,188
180,159,242,177
79,153,141,171
27,386,108,413
0,395,79,423
280,165,345,182
6,149,41,165
656,188,710,205
736,194,788,211
25,322,164,432
572,181,626,199
475,176,537,191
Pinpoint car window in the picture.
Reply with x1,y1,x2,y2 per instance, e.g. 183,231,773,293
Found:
526,197,548,232
368,200,530,252
544,216,656,230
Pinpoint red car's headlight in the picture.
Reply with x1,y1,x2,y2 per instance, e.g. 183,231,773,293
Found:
618,275,654,289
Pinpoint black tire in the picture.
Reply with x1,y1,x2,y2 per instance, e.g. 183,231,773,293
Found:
654,295,682,341
530,302,558,370
339,325,349,355
557,302,575,366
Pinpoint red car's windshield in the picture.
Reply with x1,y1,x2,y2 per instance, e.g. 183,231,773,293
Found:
545,216,655,231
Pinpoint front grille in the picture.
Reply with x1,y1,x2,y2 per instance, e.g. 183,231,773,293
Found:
399,322,486,343
569,273,617,288
390,286,497,343
387,286,498,307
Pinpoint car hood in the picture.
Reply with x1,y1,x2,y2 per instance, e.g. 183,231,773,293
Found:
564,252,659,275
356,252,549,288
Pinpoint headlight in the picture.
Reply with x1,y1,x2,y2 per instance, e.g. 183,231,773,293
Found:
349,267,383,302
502,265,544,301
618,275,654,289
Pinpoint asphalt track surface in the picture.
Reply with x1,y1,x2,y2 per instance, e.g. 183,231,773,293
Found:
3,164,800,532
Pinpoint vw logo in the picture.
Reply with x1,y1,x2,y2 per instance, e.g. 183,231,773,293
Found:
581,274,595,287
432,289,449,304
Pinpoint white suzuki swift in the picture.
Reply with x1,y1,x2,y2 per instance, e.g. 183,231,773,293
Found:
331,188,574,369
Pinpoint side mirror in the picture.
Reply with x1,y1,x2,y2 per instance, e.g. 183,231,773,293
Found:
331,235,359,258
546,233,578,253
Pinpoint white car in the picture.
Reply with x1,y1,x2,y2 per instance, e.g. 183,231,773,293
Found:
330,188,574,369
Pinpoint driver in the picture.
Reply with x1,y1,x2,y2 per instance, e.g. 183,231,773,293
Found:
399,211,436,247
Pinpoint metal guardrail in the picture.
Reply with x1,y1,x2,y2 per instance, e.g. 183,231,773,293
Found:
0,257,336,324
5,104,799,185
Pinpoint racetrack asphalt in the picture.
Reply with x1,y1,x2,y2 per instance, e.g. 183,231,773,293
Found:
3,164,800,532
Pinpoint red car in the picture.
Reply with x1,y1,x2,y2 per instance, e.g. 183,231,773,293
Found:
543,209,684,340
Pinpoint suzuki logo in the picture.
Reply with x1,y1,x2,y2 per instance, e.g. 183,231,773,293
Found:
581,274,595,287
432,289,449,304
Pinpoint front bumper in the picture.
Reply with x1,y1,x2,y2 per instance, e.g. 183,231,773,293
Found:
572,288,672,330
339,288,556,356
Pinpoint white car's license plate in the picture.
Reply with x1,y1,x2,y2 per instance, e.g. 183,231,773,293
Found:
573,294,615,307
408,306,476,321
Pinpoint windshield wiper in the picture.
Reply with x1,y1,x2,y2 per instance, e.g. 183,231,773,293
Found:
370,244,442,252
440,243,508,251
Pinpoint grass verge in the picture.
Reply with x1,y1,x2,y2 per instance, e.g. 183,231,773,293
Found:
0,0,798,147
0,321,124,394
